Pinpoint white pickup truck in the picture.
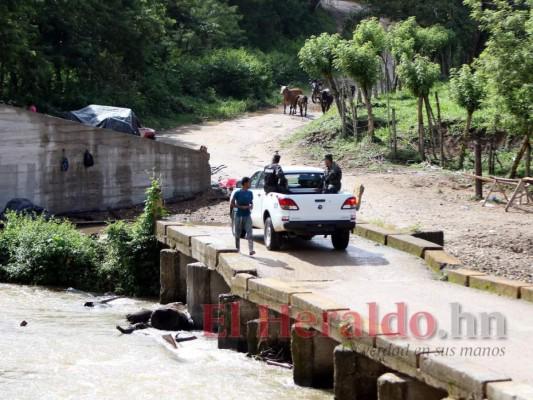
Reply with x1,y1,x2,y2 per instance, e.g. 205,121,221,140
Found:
231,166,357,251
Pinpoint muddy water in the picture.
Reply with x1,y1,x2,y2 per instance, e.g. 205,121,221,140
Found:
0,284,330,400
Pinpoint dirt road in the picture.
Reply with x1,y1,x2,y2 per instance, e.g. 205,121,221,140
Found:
158,107,320,180
159,110,532,283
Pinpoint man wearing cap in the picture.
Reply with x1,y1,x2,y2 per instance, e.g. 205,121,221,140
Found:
323,154,342,194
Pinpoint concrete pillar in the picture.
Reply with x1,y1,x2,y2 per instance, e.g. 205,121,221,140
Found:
291,324,338,389
378,373,408,400
247,319,260,355
210,270,230,305
334,344,390,400
178,253,195,302
160,249,180,305
246,309,292,356
377,372,448,400
186,262,211,330
218,295,258,353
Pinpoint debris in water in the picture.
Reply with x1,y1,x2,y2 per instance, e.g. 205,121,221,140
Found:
266,360,293,369
162,334,177,349
175,333,197,343
116,323,150,334
85,296,124,308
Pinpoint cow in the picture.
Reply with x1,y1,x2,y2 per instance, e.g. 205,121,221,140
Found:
281,85,303,115
320,89,334,114
296,95,308,117
310,80,323,104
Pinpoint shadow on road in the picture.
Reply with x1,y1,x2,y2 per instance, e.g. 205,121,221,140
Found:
251,234,390,268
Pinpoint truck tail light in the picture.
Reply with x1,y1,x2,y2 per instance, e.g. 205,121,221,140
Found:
278,198,299,210
342,197,358,209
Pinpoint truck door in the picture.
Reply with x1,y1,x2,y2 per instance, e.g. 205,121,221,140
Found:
250,171,265,227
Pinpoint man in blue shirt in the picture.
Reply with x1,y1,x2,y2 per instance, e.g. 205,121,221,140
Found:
231,177,255,256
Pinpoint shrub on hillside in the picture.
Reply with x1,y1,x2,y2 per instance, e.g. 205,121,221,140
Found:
201,48,273,100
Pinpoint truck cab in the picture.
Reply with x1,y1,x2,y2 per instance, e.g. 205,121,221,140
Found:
231,166,357,251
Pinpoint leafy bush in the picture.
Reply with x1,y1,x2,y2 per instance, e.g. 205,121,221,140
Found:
98,178,166,297
0,178,167,297
0,213,102,289
201,48,273,100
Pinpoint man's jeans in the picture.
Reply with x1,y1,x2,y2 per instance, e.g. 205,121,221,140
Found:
233,214,254,253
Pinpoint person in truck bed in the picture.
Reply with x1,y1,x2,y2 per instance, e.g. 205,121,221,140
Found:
264,152,288,194
323,154,342,193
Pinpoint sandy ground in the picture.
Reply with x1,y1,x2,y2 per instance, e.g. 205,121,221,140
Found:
343,169,532,282
158,107,532,283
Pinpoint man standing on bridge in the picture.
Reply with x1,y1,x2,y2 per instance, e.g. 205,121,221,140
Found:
323,154,342,193
231,177,255,256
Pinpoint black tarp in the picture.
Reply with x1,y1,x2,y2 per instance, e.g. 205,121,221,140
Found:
1,198,49,220
65,105,141,136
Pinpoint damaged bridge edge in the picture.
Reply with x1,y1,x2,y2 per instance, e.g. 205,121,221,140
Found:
156,221,533,400
354,222,533,304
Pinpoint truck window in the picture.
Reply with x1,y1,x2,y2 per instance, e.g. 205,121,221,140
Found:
250,171,262,188
286,173,324,194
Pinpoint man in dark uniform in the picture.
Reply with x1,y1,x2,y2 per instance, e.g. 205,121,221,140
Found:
323,154,342,193
263,152,287,193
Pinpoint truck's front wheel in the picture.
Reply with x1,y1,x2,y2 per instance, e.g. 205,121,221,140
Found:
331,229,350,251
264,217,281,251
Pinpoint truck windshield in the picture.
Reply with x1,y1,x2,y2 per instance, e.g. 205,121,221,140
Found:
285,173,324,194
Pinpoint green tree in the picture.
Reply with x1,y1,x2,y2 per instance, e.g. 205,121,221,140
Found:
397,55,441,160
465,0,532,177
334,41,381,137
353,17,387,54
450,64,486,169
298,32,343,111
361,0,478,65
388,17,454,82
228,0,335,49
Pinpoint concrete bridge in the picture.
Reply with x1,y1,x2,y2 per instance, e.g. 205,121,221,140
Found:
156,221,533,400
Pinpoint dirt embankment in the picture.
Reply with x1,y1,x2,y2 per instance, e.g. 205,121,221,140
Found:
342,169,532,282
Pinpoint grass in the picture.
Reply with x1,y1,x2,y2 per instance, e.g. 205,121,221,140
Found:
145,93,279,130
284,81,528,176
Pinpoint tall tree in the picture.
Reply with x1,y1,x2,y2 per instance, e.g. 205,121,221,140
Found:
397,55,440,160
334,41,381,138
298,33,343,112
361,0,479,64
465,0,532,178
450,64,486,169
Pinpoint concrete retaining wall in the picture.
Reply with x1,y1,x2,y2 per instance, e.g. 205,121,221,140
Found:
0,106,210,213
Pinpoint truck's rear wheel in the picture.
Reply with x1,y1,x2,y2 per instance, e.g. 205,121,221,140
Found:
264,217,281,251
331,229,350,251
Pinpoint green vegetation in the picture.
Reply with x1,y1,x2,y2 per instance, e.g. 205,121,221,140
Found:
0,179,166,297
360,0,476,67
450,64,487,169
294,1,531,178
285,81,528,177
0,213,102,288
298,32,343,110
0,0,334,128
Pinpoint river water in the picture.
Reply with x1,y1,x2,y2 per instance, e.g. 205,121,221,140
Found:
0,284,331,400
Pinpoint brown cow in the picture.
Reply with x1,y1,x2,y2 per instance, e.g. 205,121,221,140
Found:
281,85,303,115
296,95,308,117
